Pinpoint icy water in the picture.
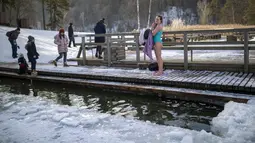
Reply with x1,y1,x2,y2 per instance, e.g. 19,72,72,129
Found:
0,78,223,132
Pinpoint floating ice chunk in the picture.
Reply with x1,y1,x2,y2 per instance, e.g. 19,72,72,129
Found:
81,118,100,128
60,117,80,127
168,130,187,140
181,135,193,143
52,113,69,122
3,101,16,108
19,108,39,116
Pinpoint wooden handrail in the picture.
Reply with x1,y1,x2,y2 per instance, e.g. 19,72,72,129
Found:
76,28,255,72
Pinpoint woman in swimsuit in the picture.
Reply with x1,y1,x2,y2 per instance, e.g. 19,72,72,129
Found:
151,15,164,76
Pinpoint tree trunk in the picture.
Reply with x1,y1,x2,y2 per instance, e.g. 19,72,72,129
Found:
9,7,13,25
52,2,57,30
147,0,152,28
136,0,140,30
42,0,46,30
231,3,235,23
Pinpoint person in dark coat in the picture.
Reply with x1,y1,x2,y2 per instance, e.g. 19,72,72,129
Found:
94,18,106,59
6,27,20,58
25,36,39,75
18,53,29,75
68,23,76,47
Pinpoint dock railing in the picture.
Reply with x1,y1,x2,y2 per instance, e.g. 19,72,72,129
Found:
74,28,255,72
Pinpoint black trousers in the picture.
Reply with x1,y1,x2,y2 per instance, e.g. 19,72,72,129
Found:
9,40,18,58
96,46,102,56
68,36,76,47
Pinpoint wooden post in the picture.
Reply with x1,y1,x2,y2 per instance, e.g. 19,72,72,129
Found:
244,31,249,72
191,50,193,62
135,34,140,63
184,33,188,70
82,37,86,65
121,35,125,59
107,36,111,66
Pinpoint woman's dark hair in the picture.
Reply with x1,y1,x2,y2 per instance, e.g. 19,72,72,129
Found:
157,15,163,23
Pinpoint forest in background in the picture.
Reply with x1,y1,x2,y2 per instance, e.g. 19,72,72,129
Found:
0,0,255,32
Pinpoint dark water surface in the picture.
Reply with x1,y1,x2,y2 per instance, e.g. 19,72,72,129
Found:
0,78,223,132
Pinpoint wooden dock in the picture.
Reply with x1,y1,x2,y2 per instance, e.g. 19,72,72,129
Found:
0,65,254,95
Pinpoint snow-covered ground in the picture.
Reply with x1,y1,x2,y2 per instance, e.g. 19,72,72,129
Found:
0,26,90,64
0,92,254,143
1,26,255,64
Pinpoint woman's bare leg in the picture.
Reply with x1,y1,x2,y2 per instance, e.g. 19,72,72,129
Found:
154,42,163,75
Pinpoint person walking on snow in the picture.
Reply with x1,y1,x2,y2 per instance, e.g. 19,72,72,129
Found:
52,28,69,67
68,23,76,47
25,36,39,75
94,18,106,59
6,27,20,58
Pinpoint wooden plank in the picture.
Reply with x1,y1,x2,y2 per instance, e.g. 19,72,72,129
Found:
233,73,248,87
76,46,82,58
244,75,255,92
181,71,199,83
206,72,225,85
198,72,214,84
183,33,188,70
251,80,255,93
82,37,86,65
135,35,140,63
107,36,111,66
195,71,212,83
192,71,210,83
218,72,235,86
239,73,254,91
172,70,187,82
222,72,238,86
213,72,230,85
244,31,249,72
186,71,204,82
167,70,180,80
201,71,220,84
227,72,243,87
239,73,253,87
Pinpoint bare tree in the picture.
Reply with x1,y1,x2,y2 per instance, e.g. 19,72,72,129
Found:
41,0,46,30
147,0,152,27
136,0,140,30
197,0,211,24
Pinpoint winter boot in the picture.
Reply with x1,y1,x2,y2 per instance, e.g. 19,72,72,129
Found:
31,70,38,76
52,60,57,67
63,63,69,67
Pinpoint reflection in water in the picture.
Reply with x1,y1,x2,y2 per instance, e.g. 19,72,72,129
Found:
0,78,223,132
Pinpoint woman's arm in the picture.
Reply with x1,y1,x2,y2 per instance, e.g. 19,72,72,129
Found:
54,35,60,45
152,25,163,36
151,22,156,30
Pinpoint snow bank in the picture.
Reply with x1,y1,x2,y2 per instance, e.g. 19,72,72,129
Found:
211,101,255,143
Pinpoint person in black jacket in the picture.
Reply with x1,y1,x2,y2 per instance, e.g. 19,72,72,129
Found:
25,36,39,75
6,27,20,58
68,23,76,47
18,53,28,75
94,18,106,59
